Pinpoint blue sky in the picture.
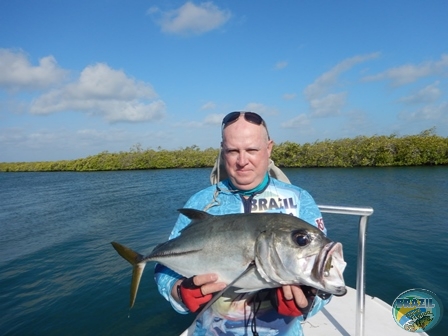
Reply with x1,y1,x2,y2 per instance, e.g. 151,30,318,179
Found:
1,0,447,162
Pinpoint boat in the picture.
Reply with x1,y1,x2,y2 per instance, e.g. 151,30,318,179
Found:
181,204,430,336
300,205,429,335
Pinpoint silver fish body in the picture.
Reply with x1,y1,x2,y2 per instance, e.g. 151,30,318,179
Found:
112,208,346,308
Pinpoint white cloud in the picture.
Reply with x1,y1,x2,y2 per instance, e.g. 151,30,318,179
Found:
102,100,166,123
29,63,166,123
399,81,442,104
0,49,67,91
0,127,27,146
175,113,223,128
147,6,159,15
341,109,372,134
0,126,175,161
363,54,448,86
174,107,277,129
281,113,311,128
399,102,448,121
178,120,204,128
0,127,82,152
282,93,297,100
204,113,223,125
275,61,288,70
150,2,231,36
304,52,380,100
201,101,216,110
301,53,379,121
244,102,266,113
243,103,278,116
309,93,346,117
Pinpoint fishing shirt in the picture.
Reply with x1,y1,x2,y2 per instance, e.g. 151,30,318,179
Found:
154,177,330,336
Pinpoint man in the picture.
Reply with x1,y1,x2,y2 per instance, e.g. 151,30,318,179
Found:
155,111,330,335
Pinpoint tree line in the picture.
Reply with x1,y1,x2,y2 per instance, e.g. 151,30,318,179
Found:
1,129,447,172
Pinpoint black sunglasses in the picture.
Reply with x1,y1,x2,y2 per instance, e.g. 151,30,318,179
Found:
222,111,265,127
222,111,270,139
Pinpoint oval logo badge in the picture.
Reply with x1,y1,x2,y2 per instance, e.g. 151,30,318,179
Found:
392,288,444,332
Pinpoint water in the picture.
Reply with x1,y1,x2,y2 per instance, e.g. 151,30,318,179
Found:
0,167,446,335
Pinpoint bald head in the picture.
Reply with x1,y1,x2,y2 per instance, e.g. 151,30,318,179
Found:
221,117,273,190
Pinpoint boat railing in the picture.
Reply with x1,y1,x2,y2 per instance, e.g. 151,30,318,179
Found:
317,205,374,336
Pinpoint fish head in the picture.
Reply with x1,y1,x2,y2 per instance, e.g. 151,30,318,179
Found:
255,222,347,296
310,241,347,296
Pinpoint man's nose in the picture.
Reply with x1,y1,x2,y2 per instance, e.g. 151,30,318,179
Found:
237,151,248,166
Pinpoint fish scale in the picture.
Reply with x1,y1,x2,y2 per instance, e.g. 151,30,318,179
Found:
112,208,347,309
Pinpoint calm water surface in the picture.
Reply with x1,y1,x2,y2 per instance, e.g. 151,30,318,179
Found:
0,167,446,335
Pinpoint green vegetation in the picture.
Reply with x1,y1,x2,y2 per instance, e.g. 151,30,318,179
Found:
1,129,447,172
271,128,448,167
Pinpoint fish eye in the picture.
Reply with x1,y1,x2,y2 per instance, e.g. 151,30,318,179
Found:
292,232,311,247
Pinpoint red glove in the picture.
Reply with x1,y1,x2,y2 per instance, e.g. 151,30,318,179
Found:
271,286,320,317
271,287,304,317
177,277,212,313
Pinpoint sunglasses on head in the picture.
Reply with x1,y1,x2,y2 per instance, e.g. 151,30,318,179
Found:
222,111,265,127
222,111,270,139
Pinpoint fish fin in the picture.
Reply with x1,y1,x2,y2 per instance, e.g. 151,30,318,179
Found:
177,208,212,221
129,262,146,308
111,242,146,308
185,262,257,335
111,242,144,265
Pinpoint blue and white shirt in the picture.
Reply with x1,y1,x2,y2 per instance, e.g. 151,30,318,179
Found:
154,177,330,336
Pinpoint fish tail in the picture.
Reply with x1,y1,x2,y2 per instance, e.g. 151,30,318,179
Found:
111,241,146,308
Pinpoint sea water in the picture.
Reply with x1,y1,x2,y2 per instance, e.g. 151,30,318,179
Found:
0,167,446,335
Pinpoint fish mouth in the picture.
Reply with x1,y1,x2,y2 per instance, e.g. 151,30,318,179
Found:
312,242,347,296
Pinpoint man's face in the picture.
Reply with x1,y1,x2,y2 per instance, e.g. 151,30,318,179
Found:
222,118,273,190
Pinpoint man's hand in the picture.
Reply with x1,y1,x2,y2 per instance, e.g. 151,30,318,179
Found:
172,274,226,312
282,285,309,308
271,285,316,317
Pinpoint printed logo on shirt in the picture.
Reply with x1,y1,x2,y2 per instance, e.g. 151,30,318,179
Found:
316,217,325,231
250,196,298,216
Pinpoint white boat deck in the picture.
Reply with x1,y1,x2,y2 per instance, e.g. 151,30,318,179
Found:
181,286,429,336
302,286,429,336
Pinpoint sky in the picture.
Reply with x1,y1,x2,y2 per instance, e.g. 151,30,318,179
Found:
1,0,447,162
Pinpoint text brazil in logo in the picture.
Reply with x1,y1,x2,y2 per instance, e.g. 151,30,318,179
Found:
392,288,444,332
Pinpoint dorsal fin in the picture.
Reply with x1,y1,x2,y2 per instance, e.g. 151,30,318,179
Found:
177,208,212,221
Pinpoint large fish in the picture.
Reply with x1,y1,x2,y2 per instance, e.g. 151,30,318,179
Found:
112,208,347,309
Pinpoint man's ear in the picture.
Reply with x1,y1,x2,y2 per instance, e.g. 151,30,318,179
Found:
267,140,274,156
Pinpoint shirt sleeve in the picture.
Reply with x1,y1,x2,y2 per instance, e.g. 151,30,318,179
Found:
153,197,197,313
298,189,327,236
153,264,188,314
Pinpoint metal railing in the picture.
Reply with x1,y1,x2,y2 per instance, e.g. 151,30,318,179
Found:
318,205,374,336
